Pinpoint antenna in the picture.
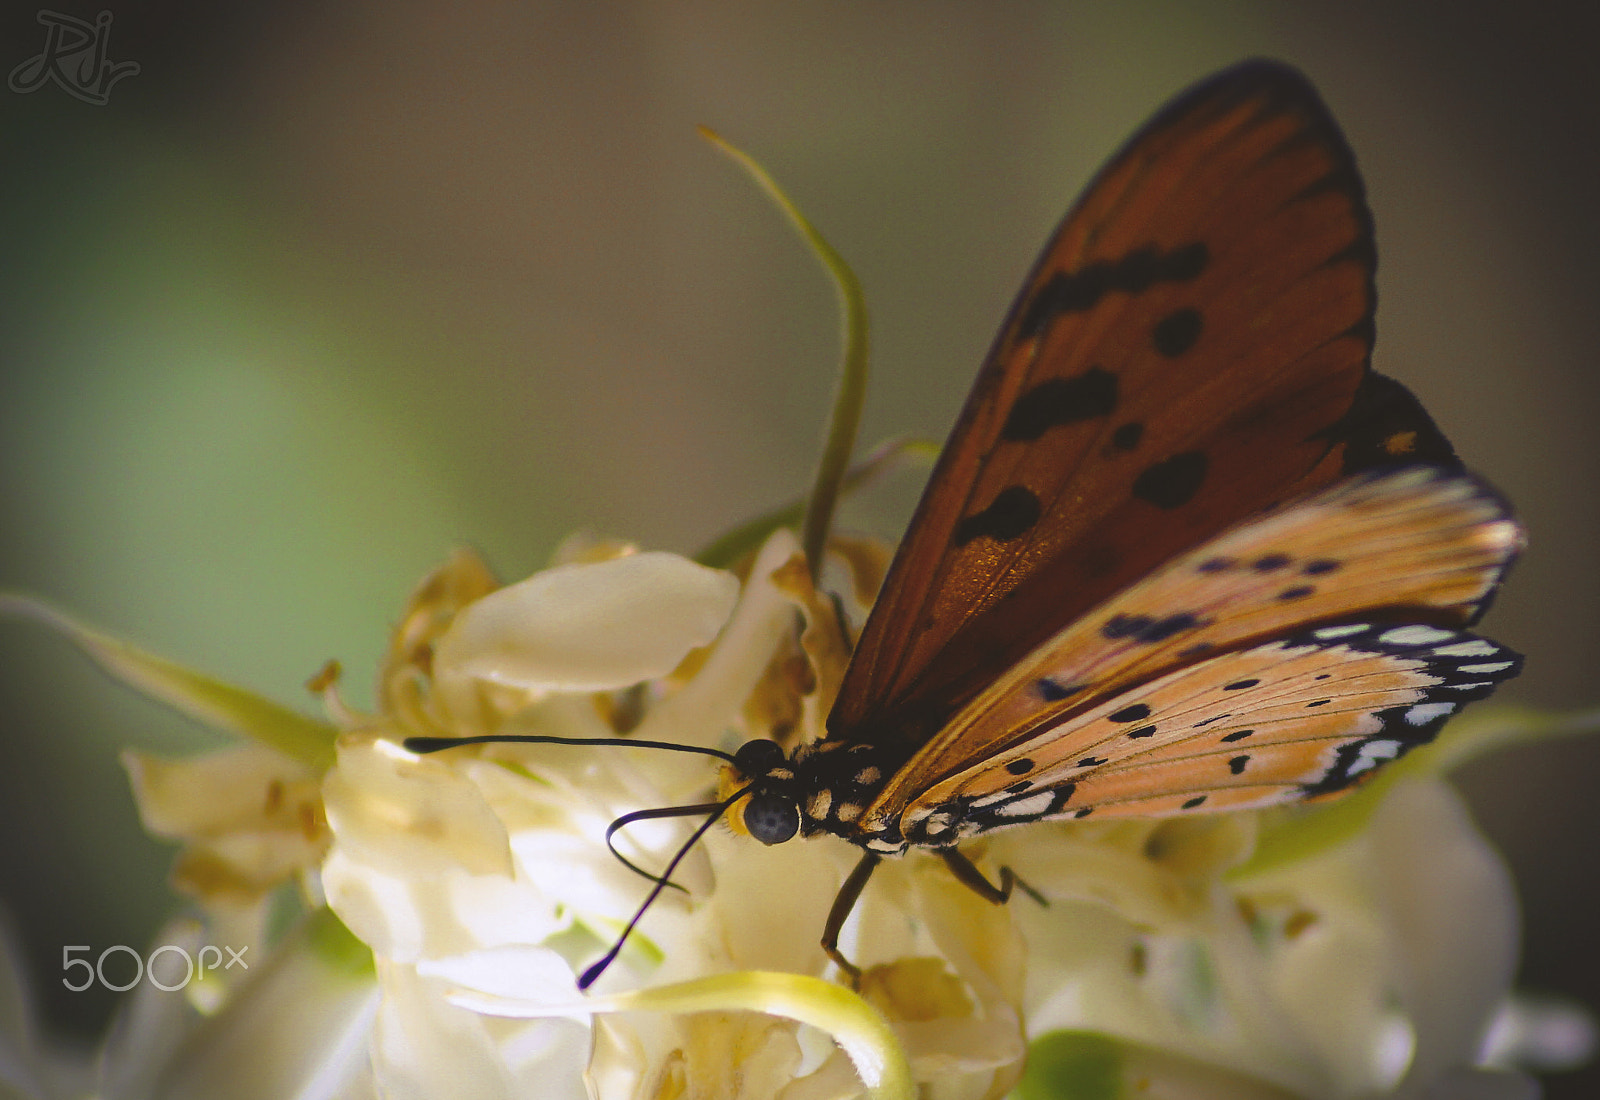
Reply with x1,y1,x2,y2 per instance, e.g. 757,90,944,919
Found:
402,733,738,766
579,788,745,989
605,802,728,889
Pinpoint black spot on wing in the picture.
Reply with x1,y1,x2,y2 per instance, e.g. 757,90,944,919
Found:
1253,554,1291,572
1005,759,1034,776
1018,242,1209,339
1151,308,1203,357
1228,755,1250,775
1303,559,1341,575
1101,612,1202,643
1002,368,1118,440
1108,703,1152,723
1197,557,1236,574
1126,725,1157,739
1101,614,1153,640
1132,452,1208,509
954,485,1041,545
1278,585,1315,601
1077,756,1107,768
1224,679,1260,691
1111,422,1144,450
1220,729,1255,742
1182,795,1207,810
1035,679,1080,702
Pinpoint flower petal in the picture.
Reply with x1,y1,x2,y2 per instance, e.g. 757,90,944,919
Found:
416,947,578,1009
449,971,913,1100
323,739,513,881
431,552,739,726
1371,780,1519,1094
631,529,804,760
121,743,320,839
140,910,377,1100
371,961,589,1100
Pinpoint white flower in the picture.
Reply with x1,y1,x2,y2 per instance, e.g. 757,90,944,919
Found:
310,528,1574,1100
5,542,1592,1099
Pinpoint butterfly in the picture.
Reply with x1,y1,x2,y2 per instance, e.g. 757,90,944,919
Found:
408,58,1523,987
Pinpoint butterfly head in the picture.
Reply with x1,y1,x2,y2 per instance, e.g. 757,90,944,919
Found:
719,738,803,845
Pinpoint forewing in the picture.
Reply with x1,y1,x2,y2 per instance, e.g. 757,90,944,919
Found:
830,61,1452,749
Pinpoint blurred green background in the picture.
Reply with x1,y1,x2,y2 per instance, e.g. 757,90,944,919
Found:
2,0,1597,1093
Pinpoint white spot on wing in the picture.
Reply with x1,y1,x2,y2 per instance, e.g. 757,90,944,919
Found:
1346,738,1402,776
1457,661,1513,674
1404,702,1456,726
994,792,1056,818
1432,640,1498,657
1314,623,1369,640
1483,520,1522,552
1379,626,1456,647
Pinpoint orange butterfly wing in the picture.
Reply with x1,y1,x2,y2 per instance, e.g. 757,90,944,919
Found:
904,618,1520,835
828,61,1455,753
860,465,1520,831
874,468,1521,839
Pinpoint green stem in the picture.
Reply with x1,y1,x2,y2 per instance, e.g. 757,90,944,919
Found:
693,435,937,570
699,127,872,581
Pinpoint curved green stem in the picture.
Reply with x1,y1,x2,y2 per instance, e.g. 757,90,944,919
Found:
699,127,872,581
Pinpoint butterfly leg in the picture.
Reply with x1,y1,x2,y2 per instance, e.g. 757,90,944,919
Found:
821,851,881,987
938,847,1046,907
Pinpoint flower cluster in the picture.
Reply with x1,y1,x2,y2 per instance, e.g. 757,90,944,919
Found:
4,523,1585,1099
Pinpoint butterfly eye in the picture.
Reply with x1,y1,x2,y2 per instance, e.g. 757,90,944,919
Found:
743,792,800,845
732,738,785,778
